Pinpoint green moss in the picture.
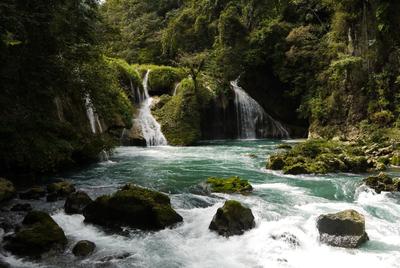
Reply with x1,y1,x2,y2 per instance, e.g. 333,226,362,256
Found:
269,139,372,175
153,78,201,145
206,176,253,194
147,66,186,94
392,152,400,166
83,184,182,230
4,211,67,256
268,155,285,170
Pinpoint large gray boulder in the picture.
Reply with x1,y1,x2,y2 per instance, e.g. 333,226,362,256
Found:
317,209,369,248
209,200,255,237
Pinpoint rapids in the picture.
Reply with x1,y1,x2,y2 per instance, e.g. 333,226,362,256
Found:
3,140,400,268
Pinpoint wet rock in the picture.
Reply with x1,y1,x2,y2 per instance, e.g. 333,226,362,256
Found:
268,155,285,170
0,178,16,203
271,232,301,248
283,163,308,175
363,172,400,193
120,124,147,146
317,209,368,248
46,180,76,202
209,200,255,237
83,184,183,230
19,187,46,200
10,203,32,212
205,176,253,194
72,240,96,257
64,191,93,214
3,211,67,257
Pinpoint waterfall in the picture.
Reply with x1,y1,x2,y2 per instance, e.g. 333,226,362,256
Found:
231,78,289,139
84,94,102,134
173,82,180,96
133,70,167,146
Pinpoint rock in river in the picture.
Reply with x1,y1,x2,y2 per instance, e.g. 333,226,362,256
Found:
72,240,96,257
46,180,76,202
363,172,400,193
205,176,253,194
64,191,92,214
317,209,368,248
209,200,255,237
3,211,67,257
83,184,183,230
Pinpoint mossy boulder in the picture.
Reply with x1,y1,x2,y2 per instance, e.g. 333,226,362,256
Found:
283,163,309,175
152,79,201,145
0,178,16,203
268,155,285,170
83,184,183,230
153,78,213,145
205,176,253,194
64,191,93,214
209,200,255,236
267,139,372,174
317,209,369,248
3,211,67,257
19,187,46,200
363,173,400,193
46,180,76,202
72,240,96,257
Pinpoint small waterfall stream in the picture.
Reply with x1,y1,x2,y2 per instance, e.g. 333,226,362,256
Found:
231,78,289,139
133,70,167,146
84,94,102,134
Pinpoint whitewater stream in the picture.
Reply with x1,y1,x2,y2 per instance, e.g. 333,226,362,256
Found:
4,140,400,268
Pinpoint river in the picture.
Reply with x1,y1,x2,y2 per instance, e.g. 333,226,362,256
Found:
6,140,400,267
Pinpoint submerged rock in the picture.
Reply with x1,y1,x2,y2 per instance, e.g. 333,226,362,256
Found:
46,180,76,202
205,176,253,194
363,172,400,193
19,187,46,200
209,200,255,236
3,211,67,257
72,240,96,257
64,191,93,214
271,232,301,248
83,184,182,230
0,178,16,203
317,209,368,248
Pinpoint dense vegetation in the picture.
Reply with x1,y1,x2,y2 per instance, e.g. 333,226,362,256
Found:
0,0,133,182
1,0,399,181
101,0,400,135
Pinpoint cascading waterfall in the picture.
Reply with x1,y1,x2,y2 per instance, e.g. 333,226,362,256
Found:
133,70,167,146
173,82,180,96
85,95,103,134
231,78,289,139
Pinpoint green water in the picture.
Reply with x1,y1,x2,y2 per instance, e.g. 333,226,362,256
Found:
8,140,400,268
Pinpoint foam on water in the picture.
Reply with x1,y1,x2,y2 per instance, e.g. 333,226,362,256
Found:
8,140,400,267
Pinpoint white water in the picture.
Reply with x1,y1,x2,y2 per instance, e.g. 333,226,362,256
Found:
84,94,102,134
133,70,167,146
231,79,289,139
173,82,180,96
